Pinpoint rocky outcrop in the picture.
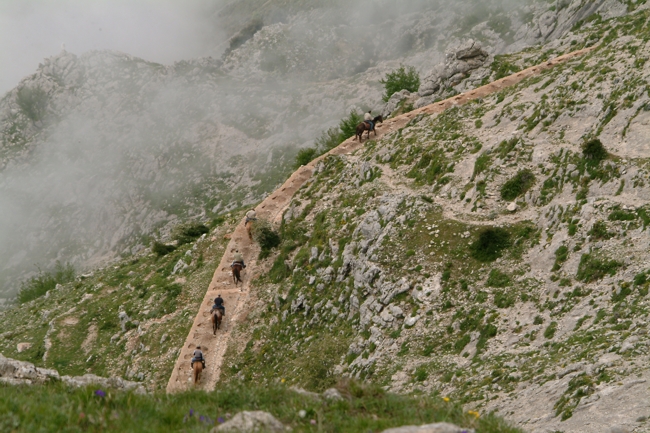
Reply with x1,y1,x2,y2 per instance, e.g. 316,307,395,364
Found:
382,424,474,433
415,40,490,108
211,411,286,432
0,353,145,393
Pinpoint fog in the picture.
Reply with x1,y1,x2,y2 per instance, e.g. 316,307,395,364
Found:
0,0,559,296
0,0,226,95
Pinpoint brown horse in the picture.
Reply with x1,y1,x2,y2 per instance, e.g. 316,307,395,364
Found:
232,262,243,286
193,360,203,386
246,220,254,240
355,115,383,141
211,309,223,334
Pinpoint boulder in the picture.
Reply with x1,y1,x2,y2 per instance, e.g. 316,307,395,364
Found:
382,89,412,118
212,411,286,432
381,422,474,433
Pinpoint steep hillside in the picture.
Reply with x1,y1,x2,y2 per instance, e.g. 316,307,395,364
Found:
215,10,650,433
0,0,636,298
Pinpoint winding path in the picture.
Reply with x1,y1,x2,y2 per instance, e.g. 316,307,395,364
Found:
166,44,598,393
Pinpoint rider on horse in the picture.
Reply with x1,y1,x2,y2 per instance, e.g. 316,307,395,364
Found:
364,110,374,131
211,294,225,316
191,346,205,369
245,209,257,226
231,250,246,268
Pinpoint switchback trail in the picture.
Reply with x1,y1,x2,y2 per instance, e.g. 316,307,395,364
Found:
166,43,598,393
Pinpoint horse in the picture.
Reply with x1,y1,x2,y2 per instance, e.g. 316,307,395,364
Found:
232,262,243,286
211,308,223,334
193,360,203,386
245,219,254,240
355,115,383,141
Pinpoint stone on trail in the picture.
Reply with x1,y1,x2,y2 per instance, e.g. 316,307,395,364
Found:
381,422,474,433
212,411,287,432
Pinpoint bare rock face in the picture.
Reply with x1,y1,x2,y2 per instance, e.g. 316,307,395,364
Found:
211,411,286,432
415,39,490,108
0,353,59,385
0,353,144,393
381,423,474,433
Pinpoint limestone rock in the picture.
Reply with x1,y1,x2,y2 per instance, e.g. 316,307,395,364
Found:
16,342,32,353
212,411,286,432
381,422,474,433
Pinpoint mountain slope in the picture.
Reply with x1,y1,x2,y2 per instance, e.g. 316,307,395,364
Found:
0,0,637,298
215,9,650,433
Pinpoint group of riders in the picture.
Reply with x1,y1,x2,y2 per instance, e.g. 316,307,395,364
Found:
189,110,378,375
190,210,257,370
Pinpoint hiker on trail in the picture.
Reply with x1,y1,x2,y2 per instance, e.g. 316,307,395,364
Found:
231,250,245,268
245,209,257,226
191,346,205,369
211,294,225,316
364,110,374,131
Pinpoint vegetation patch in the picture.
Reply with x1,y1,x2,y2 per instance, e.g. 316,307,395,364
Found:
501,169,535,201
576,253,623,282
18,262,75,304
380,65,420,102
469,227,511,262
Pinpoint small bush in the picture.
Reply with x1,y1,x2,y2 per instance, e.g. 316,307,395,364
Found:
582,138,608,163
634,272,647,286
493,291,515,308
18,261,75,304
552,245,569,271
173,222,209,245
294,147,318,168
487,269,510,288
608,209,636,221
500,169,535,201
543,321,558,339
588,220,612,240
470,227,511,262
17,86,48,122
533,315,544,325
252,219,281,258
380,65,420,102
576,253,622,282
152,242,176,257
294,111,363,168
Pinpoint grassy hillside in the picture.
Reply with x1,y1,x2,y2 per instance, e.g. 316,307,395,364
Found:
0,212,245,391
0,380,521,433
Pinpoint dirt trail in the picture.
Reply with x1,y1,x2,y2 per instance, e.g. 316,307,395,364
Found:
166,44,597,393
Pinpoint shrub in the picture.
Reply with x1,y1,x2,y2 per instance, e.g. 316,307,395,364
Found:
494,291,515,308
294,147,318,168
470,227,511,262
487,269,510,287
608,209,636,221
500,169,535,201
380,65,420,102
18,261,75,303
543,321,558,339
252,219,281,258
576,253,622,282
582,138,608,163
293,111,363,168
552,245,569,271
152,241,176,257
173,222,209,245
16,86,48,122
588,220,612,240
634,272,647,286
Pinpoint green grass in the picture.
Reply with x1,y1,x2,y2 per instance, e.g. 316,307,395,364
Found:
0,381,523,433
18,261,75,304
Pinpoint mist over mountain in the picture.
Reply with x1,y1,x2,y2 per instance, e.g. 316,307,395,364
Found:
0,0,628,297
